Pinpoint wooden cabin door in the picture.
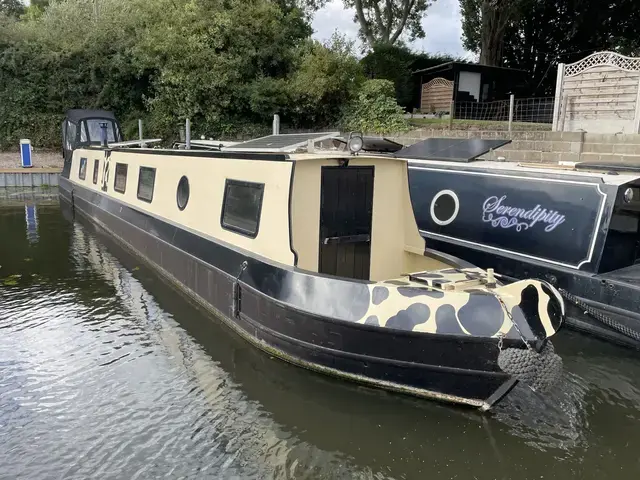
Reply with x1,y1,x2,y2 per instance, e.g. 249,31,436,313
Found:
319,166,374,280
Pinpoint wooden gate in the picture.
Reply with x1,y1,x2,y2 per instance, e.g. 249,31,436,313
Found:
553,52,640,133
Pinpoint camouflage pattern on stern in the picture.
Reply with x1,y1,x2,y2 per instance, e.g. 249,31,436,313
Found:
357,268,564,342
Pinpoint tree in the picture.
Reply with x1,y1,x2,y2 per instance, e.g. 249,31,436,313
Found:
342,79,409,133
0,0,25,18
344,0,435,48
460,0,521,66
461,0,640,93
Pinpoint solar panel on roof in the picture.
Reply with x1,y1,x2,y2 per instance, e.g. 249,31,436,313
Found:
394,138,511,162
225,132,339,152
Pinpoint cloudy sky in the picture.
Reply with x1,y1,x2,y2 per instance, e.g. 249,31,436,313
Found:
311,0,473,59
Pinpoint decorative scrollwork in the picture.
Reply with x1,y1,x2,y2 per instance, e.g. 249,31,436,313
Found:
565,51,640,77
422,77,454,89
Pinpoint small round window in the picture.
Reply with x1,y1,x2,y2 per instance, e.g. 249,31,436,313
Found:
176,176,190,211
430,190,459,226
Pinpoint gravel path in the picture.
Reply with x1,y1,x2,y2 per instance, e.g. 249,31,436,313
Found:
0,150,63,170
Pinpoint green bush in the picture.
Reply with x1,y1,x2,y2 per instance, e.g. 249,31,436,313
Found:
342,79,409,134
0,0,364,149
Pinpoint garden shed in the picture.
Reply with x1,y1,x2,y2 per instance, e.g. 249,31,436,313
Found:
415,62,531,113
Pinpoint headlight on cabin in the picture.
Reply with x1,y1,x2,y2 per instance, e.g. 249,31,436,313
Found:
348,132,363,154
624,188,634,203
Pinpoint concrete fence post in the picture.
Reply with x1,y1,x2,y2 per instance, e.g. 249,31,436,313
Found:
552,63,565,132
272,114,280,135
138,119,146,148
508,94,515,133
634,77,640,133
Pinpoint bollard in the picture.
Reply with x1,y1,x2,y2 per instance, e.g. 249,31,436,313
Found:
272,114,280,135
20,139,32,168
185,118,191,150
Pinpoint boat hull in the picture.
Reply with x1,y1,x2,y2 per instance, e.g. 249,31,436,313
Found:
59,177,517,409
407,162,640,348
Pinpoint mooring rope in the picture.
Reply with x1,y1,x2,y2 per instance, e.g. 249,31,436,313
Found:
558,288,640,343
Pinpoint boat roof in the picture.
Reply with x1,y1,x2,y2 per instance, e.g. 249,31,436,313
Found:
409,158,640,185
65,109,117,123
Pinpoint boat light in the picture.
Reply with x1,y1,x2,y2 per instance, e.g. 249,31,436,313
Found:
624,188,634,203
347,132,363,154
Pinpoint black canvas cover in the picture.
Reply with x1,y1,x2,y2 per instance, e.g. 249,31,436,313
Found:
65,109,117,124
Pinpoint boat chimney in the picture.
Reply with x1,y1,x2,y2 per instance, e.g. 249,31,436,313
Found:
272,114,280,135
99,122,108,147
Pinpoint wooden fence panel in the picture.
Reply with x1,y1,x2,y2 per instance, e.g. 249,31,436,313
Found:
420,78,453,113
553,52,640,133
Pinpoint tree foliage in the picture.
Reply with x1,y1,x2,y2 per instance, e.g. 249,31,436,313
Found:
0,0,24,18
342,79,409,133
345,0,435,48
0,0,365,148
461,0,640,92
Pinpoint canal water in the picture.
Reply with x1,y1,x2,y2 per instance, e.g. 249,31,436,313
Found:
1,190,639,480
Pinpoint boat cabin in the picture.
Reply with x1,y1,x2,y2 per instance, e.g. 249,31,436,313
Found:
62,109,123,172
66,145,451,281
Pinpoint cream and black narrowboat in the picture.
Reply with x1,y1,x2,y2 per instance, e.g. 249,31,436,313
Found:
58,110,565,410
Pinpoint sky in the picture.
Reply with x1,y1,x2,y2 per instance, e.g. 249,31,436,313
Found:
311,0,474,59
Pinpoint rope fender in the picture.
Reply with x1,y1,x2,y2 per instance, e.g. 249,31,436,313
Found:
497,341,563,392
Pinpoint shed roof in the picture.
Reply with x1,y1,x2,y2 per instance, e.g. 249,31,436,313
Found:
413,61,528,76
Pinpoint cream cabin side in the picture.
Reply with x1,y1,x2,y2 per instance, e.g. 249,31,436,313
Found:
68,148,296,266
289,155,451,282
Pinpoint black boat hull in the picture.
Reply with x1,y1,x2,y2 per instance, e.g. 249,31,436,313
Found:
59,177,518,409
407,162,640,348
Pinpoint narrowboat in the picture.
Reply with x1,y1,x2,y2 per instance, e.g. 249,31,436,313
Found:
58,110,565,410
396,138,640,349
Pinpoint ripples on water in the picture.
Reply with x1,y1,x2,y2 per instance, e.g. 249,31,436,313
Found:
1,195,640,479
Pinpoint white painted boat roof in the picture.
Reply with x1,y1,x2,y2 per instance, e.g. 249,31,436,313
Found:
408,158,640,186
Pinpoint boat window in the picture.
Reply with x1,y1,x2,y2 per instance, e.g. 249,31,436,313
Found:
65,122,77,150
221,179,264,238
80,122,88,142
114,163,128,193
176,176,190,210
137,166,156,203
92,159,100,184
78,157,87,180
85,119,116,143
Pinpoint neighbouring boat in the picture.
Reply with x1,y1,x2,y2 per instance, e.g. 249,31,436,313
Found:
58,110,565,410
396,138,640,349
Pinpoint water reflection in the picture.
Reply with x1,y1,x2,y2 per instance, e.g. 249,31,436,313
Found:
1,194,640,479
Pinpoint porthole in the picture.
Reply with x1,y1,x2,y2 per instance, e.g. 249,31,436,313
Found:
430,189,459,226
176,176,190,211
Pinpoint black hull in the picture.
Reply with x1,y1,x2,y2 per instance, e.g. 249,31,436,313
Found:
58,178,517,409
407,163,640,349
423,236,640,350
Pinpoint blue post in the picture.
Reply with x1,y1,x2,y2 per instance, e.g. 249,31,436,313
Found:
20,139,32,168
